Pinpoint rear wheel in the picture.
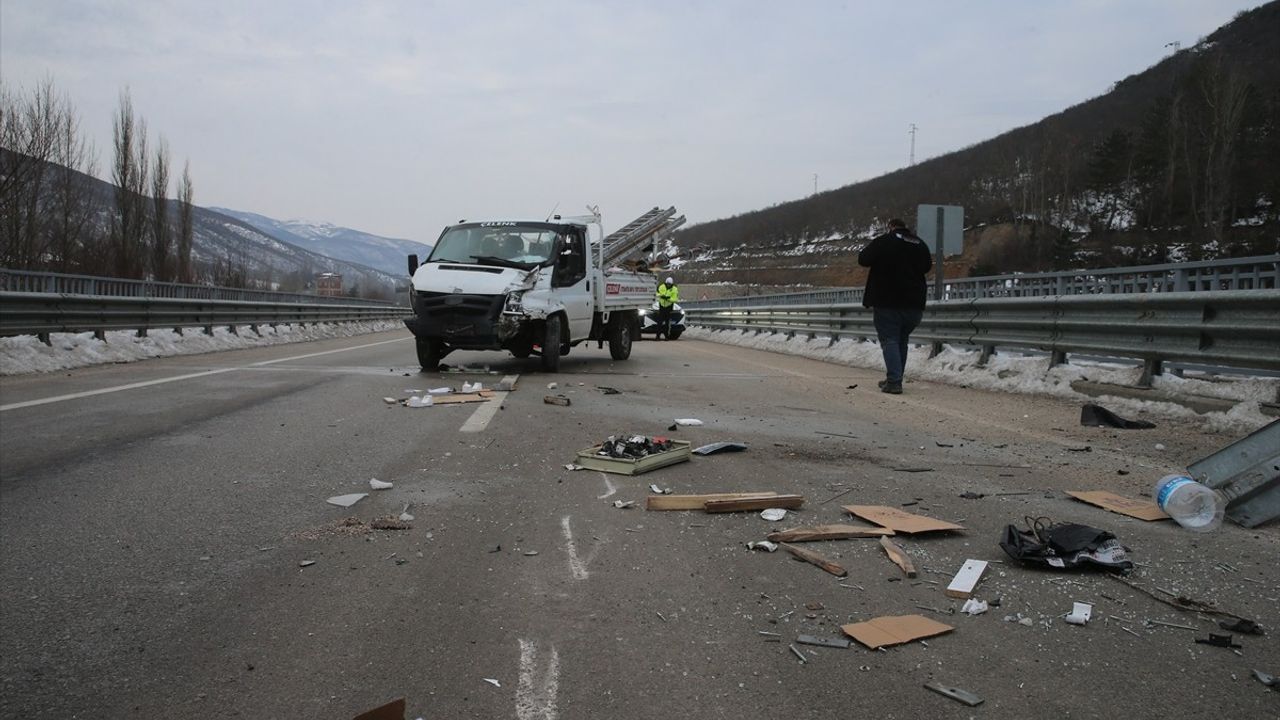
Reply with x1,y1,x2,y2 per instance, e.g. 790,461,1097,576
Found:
608,313,634,360
668,326,683,340
415,337,441,370
540,316,562,372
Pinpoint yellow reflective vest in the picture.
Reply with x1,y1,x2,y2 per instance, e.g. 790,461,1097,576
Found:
656,283,679,308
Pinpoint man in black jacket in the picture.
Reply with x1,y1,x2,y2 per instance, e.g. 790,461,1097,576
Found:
858,218,934,394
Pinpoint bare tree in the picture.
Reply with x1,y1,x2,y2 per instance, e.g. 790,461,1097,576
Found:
111,89,144,277
177,159,195,283
50,101,101,272
0,79,59,268
150,137,171,280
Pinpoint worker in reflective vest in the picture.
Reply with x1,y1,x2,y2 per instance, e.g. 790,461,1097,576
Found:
655,276,679,340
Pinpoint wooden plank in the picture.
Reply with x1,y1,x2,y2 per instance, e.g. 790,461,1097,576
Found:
843,505,964,533
944,559,989,599
780,542,847,577
704,495,804,513
432,391,495,405
645,492,778,511
879,536,917,578
766,524,895,542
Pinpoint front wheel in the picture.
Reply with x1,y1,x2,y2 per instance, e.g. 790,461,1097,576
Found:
668,327,683,340
540,316,562,372
608,313,634,360
416,337,442,370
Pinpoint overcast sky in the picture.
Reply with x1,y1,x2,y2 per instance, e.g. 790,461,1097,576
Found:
1,0,1260,244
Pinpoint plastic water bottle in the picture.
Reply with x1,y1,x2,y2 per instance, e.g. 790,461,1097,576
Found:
1154,474,1224,532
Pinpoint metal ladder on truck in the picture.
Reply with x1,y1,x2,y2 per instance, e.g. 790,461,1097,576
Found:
597,206,687,268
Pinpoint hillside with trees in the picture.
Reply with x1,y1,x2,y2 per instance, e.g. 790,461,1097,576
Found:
672,3,1280,290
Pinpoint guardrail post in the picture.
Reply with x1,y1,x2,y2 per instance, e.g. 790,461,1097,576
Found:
175,327,184,336
977,344,996,366
136,328,148,338
37,332,51,346
93,330,105,341
228,325,239,336
1137,358,1164,388
203,325,214,335
1049,349,1067,367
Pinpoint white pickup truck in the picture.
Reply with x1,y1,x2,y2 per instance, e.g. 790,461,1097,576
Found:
405,208,683,372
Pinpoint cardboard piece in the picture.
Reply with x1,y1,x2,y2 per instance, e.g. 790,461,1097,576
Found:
1066,490,1169,521
432,390,495,405
944,559,989,599
766,524,894,542
841,614,954,650
645,492,777,511
353,698,405,720
843,505,964,534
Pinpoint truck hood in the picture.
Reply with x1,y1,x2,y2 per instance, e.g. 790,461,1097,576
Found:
412,262,537,295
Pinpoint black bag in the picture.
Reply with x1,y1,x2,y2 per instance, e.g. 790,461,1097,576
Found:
999,517,1133,572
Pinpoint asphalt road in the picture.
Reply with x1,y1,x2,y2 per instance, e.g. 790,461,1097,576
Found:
1,331,1276,719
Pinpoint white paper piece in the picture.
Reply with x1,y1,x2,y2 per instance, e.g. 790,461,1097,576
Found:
483,678,501,688
649,483,671,495
746,540,779,552
369,478,393,490
405,395,433,407
404,389,422,394
382,397,398,404
547,382,558,389
674,418,704,426
613,500,636,509
427,387,452,395
1064,602,1093,625
759,508,788,521
564,463,584,471
327,493,368,508
462,381,483,393
961,598,989,615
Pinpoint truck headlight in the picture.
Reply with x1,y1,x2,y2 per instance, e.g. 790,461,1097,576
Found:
504,291,525,313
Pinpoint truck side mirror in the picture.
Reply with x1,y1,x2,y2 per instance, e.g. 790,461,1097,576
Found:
407,254,419,276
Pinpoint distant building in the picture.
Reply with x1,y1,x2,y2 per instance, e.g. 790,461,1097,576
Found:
316,273,343,296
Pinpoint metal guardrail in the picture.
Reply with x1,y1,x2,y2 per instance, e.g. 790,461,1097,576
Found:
685,290,1280,376
688,255,1280,308
0,291,408,340
0,268,398,307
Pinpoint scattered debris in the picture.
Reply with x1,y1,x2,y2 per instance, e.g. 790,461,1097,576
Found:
564,463,584,471
961,599,989,615
1064,602,1093,626
646,492,779,511
819,488,855,505
945,560,989,599
298,560,316,568
399,504,414,522
427,387,452,395
544,395,572,406
1065,445,1093,452
369,478,393,490
781,542,847,577
597,386,621,395
758,630,781,639
1219,619,1265,636
461,381,483,392
817,430,859,439
430,391,494,405
1253,669,1277,687
370,516,411,530
766,524,894,542
1066,490,1168,521
405,395,433,407
797,634,851,649
705,495,804,513
381,397,398,404
1195,633,1242,649
842,614,954,649
746,540,779,552
524,550,539,556
959,491,985,500
760,508,789,522
1147,619,1197,631
326,493,368,508
1107,574,1253,621
879,536,917,578
692,441,748,455
547,382,557,389
648,484,671,495
1080,403,1156,429
612,500,636,509
483,678,501,688
674,418,704,426
576,435,691,475
935,441,954,448
352,697,406,720
788,644,808,664
893,467,935,473
1154,443,1166,451
1001,519,1133,571
923,682,983,707
844,505,964,534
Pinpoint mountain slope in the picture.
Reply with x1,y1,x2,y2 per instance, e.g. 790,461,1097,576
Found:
673,3,1280,289
209,208,432,278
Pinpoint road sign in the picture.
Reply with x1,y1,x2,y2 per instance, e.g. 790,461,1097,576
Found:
916,205,963,255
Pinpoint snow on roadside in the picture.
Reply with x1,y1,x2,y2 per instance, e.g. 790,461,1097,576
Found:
686,326,1276,435
0,320,403,376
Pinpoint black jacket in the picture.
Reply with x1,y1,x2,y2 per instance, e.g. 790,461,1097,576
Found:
858,228,934,309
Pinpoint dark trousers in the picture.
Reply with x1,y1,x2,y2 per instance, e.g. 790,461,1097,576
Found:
873,307,923,384
656,305,673,338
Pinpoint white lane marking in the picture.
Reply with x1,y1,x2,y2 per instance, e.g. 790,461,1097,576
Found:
459,391,507,432
596,473,616,499
0,336,411,413
559,516,589,581
517,639,560,720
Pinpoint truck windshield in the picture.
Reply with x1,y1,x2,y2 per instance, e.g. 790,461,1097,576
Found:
427,224,561,270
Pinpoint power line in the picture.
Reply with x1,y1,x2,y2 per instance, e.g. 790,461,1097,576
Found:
908,123,918,166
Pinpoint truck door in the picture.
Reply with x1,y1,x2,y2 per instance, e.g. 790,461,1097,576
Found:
552,230,593,339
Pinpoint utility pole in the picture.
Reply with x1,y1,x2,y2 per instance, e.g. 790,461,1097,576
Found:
1164,40,1181,53
908,123,918,166
812,173,818,196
